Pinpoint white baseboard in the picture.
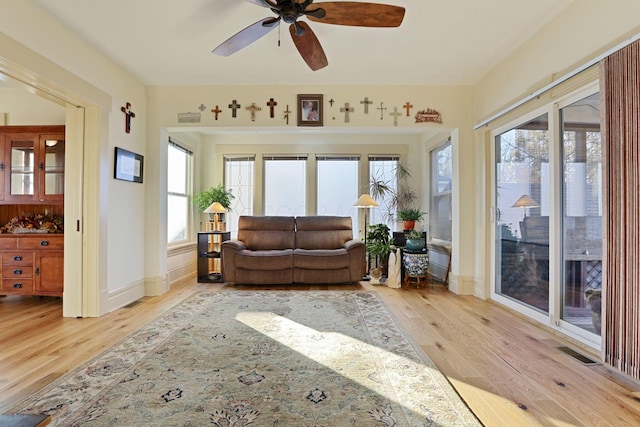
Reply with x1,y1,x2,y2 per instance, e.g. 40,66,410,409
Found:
104,280,145,313
145,274,169,296
448,274,475,295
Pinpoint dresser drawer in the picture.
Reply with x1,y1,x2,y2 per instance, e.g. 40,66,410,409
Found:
0,237,18,250
18,236,64,250
2,252,34,266
2,265,33,279
0,279,34,293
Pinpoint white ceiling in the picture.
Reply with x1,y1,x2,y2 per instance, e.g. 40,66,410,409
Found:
32,0,573,87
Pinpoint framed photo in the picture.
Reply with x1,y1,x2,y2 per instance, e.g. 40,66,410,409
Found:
297,94,323,127
114,147,144,183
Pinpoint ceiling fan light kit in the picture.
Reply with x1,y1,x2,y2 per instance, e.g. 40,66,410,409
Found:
212,0,406,71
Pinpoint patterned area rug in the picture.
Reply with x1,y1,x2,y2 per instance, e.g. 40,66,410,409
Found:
12,291,481,426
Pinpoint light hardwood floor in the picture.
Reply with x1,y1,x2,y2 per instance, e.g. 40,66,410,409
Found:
1,278,639,426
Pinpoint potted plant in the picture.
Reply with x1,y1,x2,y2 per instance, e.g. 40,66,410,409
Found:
405,229,426,252
366,223,392,274
398,208,426,231
194,184,235,218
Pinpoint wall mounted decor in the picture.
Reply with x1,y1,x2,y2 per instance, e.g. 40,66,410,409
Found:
114,147,144,183
403,101,413,116
415,108,443,124
246,103,261,121
266,98,278,118
340,102,354,123
228,100,241,118
120,102,135,133
360,97,373,114
297,94,323,127
211,105,222,120
177,112,201,123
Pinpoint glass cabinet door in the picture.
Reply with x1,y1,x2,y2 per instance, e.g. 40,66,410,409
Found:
41,136,65,200
10,137,36,197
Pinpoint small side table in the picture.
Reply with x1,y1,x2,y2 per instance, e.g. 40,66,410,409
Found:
404,274,427,288
197,231,230,283
401,250,429,288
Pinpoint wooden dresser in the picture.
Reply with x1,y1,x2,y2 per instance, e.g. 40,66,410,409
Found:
0,234,63,296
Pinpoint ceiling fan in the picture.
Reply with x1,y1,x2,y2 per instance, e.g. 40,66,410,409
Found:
212,0,405,71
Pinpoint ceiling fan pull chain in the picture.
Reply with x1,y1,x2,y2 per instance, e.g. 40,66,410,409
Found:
278,23,281,47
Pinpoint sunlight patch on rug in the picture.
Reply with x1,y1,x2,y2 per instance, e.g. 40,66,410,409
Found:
237,311,443,412
11,291,480,426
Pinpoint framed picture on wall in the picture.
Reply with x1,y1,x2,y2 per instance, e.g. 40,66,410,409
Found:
297,94,323,127
114,147,144,183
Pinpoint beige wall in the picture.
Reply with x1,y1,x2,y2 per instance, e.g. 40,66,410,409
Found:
148,84,477,294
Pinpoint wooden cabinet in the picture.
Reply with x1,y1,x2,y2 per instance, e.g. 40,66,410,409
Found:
0,126,65,204
0,235,64,296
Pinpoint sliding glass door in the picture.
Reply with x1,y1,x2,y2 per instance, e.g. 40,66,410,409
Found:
492,86,602,348
494,113,550,313
560,92,603,336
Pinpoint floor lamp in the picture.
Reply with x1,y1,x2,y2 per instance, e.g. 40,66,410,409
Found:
512,194,539,239
353,194,379,279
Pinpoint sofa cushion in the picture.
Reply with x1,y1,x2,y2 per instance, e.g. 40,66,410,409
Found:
295,216,354,249
238,216,295,250
294,248,350,269
236,249,293,271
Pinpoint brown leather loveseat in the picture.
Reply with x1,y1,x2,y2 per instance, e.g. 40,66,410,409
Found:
221,216,365,285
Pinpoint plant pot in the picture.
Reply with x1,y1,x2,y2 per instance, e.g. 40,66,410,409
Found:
403,252,429,276
403,220,416,231
406,238,425,252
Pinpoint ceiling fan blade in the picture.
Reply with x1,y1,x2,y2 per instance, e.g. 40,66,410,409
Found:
289,21,328,71
244,0,277,8
307,2,405,27
212,18,279,57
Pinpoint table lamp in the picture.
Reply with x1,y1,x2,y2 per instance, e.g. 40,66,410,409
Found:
204,202,227,231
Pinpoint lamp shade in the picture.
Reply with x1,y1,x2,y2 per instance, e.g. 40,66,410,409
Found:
512,194,539,208
353,194,379,208
204,202,227,213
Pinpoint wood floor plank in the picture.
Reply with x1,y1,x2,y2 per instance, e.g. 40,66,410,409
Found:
1,279,640,426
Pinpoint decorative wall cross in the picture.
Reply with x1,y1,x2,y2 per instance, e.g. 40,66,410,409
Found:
377,102,387,120
340,103,354,123
228,100,241,118
211,105,222,120
266,98,278,118
120,102,135,133
198,104,207,112
389,107,402,127
245,103,261,121
329,98,335,107
360,97,373,114
403,101,413,117
283,105,292,125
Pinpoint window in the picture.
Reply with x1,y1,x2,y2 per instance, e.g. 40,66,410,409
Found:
224,155,255,235
167,139,193,245
264,156,307,216
317,155,359,230
430,140,452,241
368,156,399,231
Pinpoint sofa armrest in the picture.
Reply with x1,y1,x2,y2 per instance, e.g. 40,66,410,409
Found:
344,239,366,281
221,240,246,282
344,239,364,251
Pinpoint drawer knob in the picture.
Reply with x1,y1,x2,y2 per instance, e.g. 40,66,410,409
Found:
13,269,22,275
12,283,22,288
13,255,22,261
40,240,49,246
